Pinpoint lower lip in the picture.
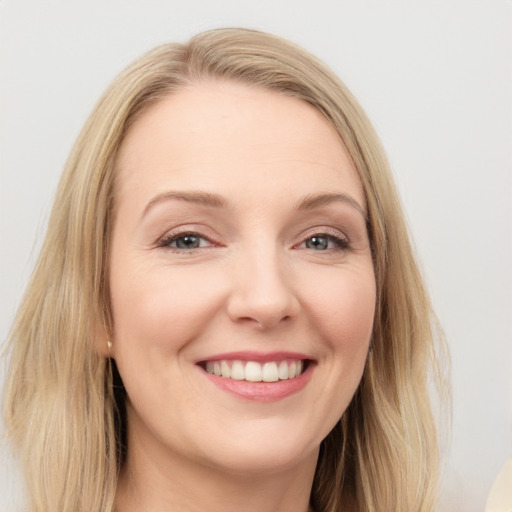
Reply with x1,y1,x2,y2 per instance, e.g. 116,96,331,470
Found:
201,364,313,402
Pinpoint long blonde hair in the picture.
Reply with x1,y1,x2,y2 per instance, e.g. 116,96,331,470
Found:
3,28,449,512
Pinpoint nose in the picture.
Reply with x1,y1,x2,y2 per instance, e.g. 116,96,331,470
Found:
226,245,300,330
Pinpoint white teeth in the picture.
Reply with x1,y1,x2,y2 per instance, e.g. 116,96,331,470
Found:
245,361,262,382
289,361,296,379
231,361,245,380
221,360,231,378
278,360,289,380
262,362,279,382
204,359,305,382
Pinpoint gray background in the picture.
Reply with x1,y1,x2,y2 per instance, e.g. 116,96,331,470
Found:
1,1,511,511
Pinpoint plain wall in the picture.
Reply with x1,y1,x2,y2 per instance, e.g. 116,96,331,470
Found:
1,1,511,511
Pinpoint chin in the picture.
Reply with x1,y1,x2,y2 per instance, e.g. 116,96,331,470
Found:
194,423,322,476
209,446,318,477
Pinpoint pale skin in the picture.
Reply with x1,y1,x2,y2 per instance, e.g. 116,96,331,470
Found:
108,81,376,512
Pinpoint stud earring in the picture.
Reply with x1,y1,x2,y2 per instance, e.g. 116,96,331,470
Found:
107,340,113,350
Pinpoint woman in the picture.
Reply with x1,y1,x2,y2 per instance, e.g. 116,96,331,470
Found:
2,28,448,512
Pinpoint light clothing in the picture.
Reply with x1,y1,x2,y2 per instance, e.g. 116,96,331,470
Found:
486,458,512,512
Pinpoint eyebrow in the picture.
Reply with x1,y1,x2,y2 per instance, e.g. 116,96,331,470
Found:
295,192,367,219
141,190,366,220
142,191,227,217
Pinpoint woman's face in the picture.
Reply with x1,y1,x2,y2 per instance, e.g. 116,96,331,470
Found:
109,81,376,475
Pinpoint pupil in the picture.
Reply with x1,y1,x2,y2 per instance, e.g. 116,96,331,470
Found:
307,236,328,250
176,235,200,249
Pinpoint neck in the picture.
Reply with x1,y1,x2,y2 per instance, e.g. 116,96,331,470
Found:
115,418,318,512
116,447,317,512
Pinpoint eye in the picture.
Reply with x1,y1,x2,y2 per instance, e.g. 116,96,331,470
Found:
300,233,349,251
158,232,213,250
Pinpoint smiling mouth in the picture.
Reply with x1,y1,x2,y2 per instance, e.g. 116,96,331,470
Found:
199,359,310,382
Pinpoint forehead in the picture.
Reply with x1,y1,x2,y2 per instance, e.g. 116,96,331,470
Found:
115,80,365,209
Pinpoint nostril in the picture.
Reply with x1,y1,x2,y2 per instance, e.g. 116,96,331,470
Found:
237,314,293,330
227,296,300,330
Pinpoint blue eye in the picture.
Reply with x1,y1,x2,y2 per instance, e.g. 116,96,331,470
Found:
303,234,349,251
159,233,211,250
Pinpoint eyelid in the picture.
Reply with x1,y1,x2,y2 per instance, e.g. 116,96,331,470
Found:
296,226,350,244
156,227,221,250
292,227,352,253
155,225,351,251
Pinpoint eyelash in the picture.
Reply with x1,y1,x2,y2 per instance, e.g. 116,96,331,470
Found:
296,231,350,252
157,231,216,252
157,228,350,253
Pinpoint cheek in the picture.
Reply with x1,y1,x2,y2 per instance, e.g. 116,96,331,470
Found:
299,263,376,418
302,267,376,352
293,265,375,440
109,261,228,351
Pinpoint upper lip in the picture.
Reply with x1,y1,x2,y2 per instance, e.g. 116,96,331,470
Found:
195,351,314,364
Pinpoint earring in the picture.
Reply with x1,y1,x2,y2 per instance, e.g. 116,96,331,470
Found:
107,340,113,350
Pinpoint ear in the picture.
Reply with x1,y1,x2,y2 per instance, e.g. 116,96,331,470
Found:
93,321,114,359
